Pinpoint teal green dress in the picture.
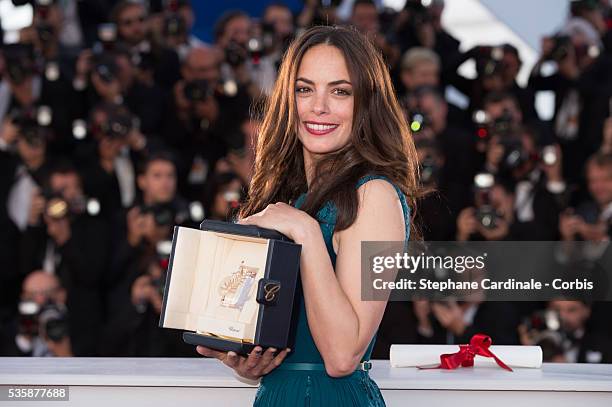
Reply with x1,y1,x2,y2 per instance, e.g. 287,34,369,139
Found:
254,175,411,407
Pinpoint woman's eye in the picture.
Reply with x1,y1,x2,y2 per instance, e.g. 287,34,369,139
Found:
296,87,311,94
333,88,352,96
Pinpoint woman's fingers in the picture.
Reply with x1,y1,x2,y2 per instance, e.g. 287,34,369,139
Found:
261,348,291,375
196,346,227,361
223,351,241,369
244,346,263,370
258,347,277,367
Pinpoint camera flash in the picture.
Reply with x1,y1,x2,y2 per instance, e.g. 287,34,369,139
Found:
474,173,494,189
189,201,205,222
37,106,53,127
72,119,87,140
87,199,101,216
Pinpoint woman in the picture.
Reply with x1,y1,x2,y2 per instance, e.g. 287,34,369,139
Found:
197,25,420,406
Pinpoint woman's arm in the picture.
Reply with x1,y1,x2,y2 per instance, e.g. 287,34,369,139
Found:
242,179,406,377
300,180,405,377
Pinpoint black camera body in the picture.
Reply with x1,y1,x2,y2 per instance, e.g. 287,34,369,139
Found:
224,41,248,67
546,35,572,62
408,110,432,134
9,106,52,145
475,46,506,78
164,13,187,37
140,202,177,227
420,155,440,185
17,301,69,343
3,43,38,85
475,204,502,230
91,53,119,84
100,109,135,139
183,79,213,102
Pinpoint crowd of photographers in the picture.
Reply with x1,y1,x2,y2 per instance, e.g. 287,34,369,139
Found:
0,0,611,363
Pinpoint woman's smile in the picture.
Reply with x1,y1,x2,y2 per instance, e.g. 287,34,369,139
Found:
303,121,340,136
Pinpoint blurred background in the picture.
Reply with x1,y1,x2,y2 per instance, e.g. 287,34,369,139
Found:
0,0,611,364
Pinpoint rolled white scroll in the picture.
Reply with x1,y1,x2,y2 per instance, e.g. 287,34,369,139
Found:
389,345,543,369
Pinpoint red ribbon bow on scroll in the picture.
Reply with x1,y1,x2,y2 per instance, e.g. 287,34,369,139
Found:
418,333,513,372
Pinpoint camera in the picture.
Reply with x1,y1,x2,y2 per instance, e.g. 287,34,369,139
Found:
473,173,502,230
225,41,247,67
408,110,431,134
522,309,566,361
42,188,101,220
17,300,69,342
2,43,38,85
183,79,213,102
415,138,441,185
474,46,505,78
98,108,137,139
164,13,187,37
544,35,572,62
39,303,69,342
473,108,527,171
541,145,558,166
420,154,440,185
92,53,119,84
9,106,53,145
139,202,177,227
498,133,529,171
472,108,515,140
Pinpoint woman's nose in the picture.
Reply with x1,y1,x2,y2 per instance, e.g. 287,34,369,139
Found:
312,92,329,115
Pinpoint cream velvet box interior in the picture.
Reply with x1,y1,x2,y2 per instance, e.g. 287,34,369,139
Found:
159,222,301,355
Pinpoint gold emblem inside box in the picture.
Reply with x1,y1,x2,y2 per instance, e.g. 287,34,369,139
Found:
161,228,269,343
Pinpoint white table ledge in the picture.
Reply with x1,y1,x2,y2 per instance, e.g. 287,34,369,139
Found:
1,358,611,406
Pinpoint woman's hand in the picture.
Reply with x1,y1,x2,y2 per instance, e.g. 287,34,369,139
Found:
196,346,290,380
239,202,318,243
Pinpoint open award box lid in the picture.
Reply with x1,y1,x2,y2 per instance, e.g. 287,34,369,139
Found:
159,220,301,355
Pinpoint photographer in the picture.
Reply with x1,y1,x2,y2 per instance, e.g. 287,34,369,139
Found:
151,0,206,61
559,152,612,241
404,87,477,214
17,163,109,356
110,0,181,89
391,0,460,73
72,44,166,138
102,153,194,356
78,103,146,220
1,271,72,357
0,42,75,155
529,1,611,184
213,9,278,99
250,3,296,95
444,43,537,121
162,46,251,200
0,109,55,233
350,0,399,67
201,171,245,222
519,300,612,363
105,152,198,306
478,93,567,232
456,177,516,241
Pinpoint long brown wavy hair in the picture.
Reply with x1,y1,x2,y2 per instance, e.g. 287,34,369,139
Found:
240,26,421,239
